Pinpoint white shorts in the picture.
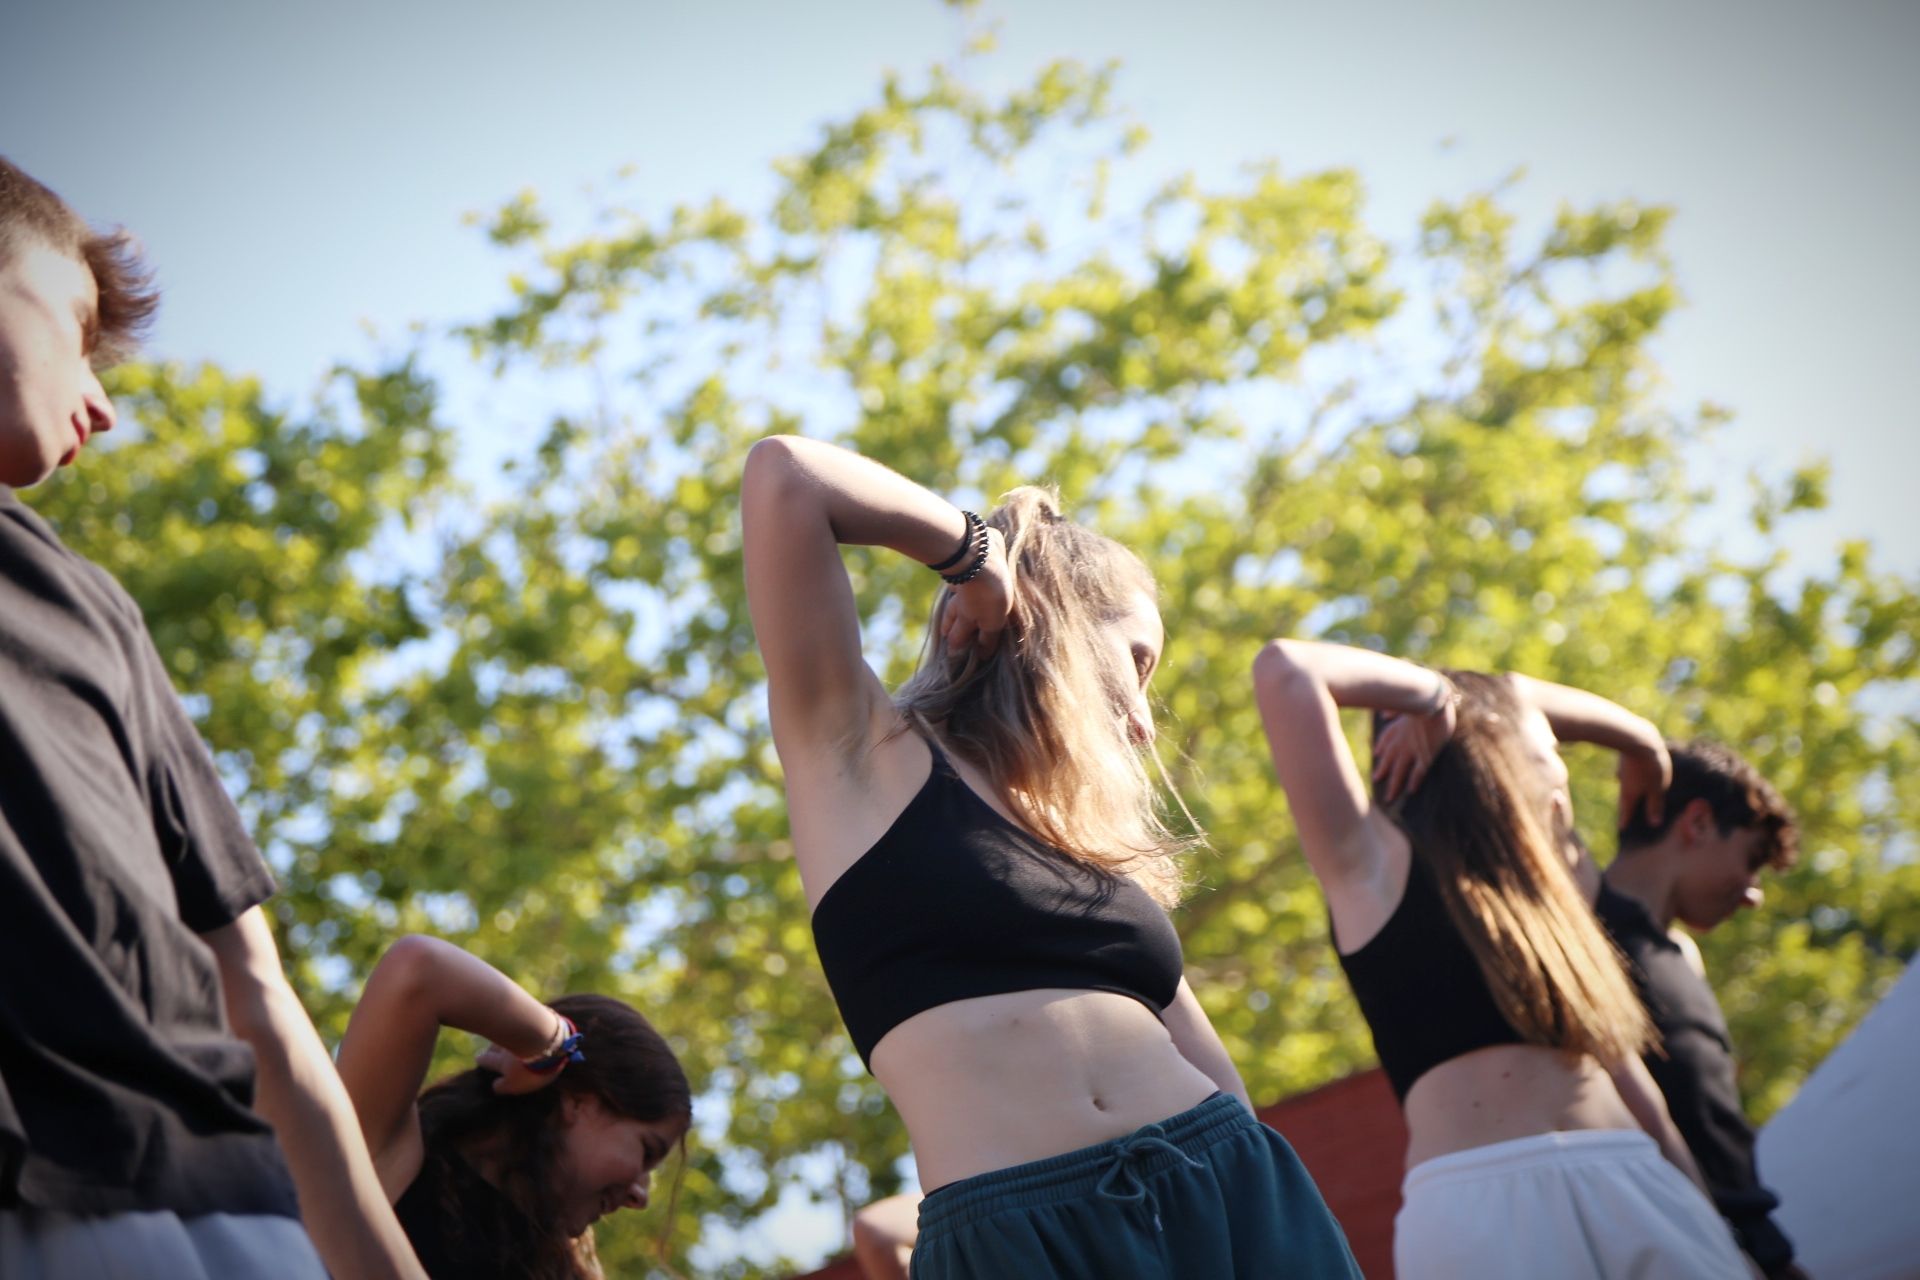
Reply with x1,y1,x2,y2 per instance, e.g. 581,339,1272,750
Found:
0,1207,327,1279
1395,1129,1749,1280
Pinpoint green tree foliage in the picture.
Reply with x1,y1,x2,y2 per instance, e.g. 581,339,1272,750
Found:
25,31,1918,1280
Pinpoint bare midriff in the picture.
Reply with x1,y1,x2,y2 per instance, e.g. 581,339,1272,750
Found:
872,988,1219,1191
1401,1043,1641,1169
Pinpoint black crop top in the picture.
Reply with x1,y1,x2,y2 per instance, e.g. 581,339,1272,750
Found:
1335,852,1526,1101
810,739,1186,1070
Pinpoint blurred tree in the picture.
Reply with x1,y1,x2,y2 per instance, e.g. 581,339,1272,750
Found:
24,19,1917,1279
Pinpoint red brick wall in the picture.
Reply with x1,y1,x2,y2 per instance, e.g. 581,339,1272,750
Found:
791,1069,1407,1280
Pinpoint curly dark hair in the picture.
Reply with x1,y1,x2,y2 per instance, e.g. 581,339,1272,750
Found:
1618,739,1798,869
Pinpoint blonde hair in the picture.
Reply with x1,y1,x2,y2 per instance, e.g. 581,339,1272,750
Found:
1388,672,1654,1063
892,487,1190,907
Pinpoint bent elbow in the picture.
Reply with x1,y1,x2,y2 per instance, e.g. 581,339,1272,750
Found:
367,934,440,996
1251,638,1307,695
742,434,808,504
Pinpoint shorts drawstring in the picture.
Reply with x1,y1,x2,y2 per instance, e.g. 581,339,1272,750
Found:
1094,1124,1204,1232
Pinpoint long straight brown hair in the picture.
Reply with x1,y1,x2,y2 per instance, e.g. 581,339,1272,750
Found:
1386,672,1653,1062
892,486,1191,906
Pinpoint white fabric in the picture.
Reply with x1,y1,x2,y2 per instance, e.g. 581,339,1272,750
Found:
0,1207,327,1280
1394,1129,1748,1280
1759,959,1920,1280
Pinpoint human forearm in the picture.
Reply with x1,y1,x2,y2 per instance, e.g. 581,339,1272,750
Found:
1507,674,1661,756
1608,1053,1708,1192
1196,1050,1254,1112
366,934,562,1061
1507,674,1670,824
210,914,426,1279
852,1194,922,1280
743,434,968,566
1256,639,1450,717
250,983,428,1278
1179,1028,1253,1112
1163,979,1255,1111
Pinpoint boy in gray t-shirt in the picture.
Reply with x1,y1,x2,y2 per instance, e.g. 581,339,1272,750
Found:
0,154,421,1279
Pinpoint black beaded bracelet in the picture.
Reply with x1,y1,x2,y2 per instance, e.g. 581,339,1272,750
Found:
934,511,991,586
926,511,981,573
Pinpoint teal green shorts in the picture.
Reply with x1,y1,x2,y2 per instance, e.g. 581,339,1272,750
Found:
910,1092,1362,1279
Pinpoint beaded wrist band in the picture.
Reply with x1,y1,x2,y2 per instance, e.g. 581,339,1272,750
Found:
523,1014,585,1074
935,511,991,586
926,511,981,573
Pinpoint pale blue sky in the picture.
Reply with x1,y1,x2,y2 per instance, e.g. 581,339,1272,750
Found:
6,0,1916,573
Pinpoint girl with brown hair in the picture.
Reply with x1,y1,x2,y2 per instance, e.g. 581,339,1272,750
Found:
336,935,691,1279
742,435,1359,1279
1251,640,1749,1278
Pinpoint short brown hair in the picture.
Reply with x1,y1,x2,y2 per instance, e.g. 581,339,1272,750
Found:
1,155,158,365
1619,739,1799,869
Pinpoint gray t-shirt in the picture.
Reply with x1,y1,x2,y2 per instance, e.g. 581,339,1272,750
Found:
0,486,298,1220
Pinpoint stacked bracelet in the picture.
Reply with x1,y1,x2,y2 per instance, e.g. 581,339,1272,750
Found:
929,510,990,586
523,1013,586,1074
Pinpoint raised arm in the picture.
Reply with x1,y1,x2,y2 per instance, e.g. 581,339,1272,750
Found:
740,435,1011,766
201,908,427,1280
1250,639,1455,887
1506,674,1671,827
335,935,573,1198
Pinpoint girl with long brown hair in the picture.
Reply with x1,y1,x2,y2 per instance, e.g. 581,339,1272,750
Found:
742,436,1359,1279
1251,640,1749,1278
336,935,691,1279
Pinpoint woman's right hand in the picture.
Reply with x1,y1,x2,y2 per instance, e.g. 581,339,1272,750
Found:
939,525,1016,658
477,1041,571,1095
1372,687,1458,803
478,1008,575,1095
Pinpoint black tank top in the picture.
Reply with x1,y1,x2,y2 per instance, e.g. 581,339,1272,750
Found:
1335,851,1526,1101
810,738,1185,1069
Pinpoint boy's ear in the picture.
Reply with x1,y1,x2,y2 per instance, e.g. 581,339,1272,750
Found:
1680,796,1716,845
